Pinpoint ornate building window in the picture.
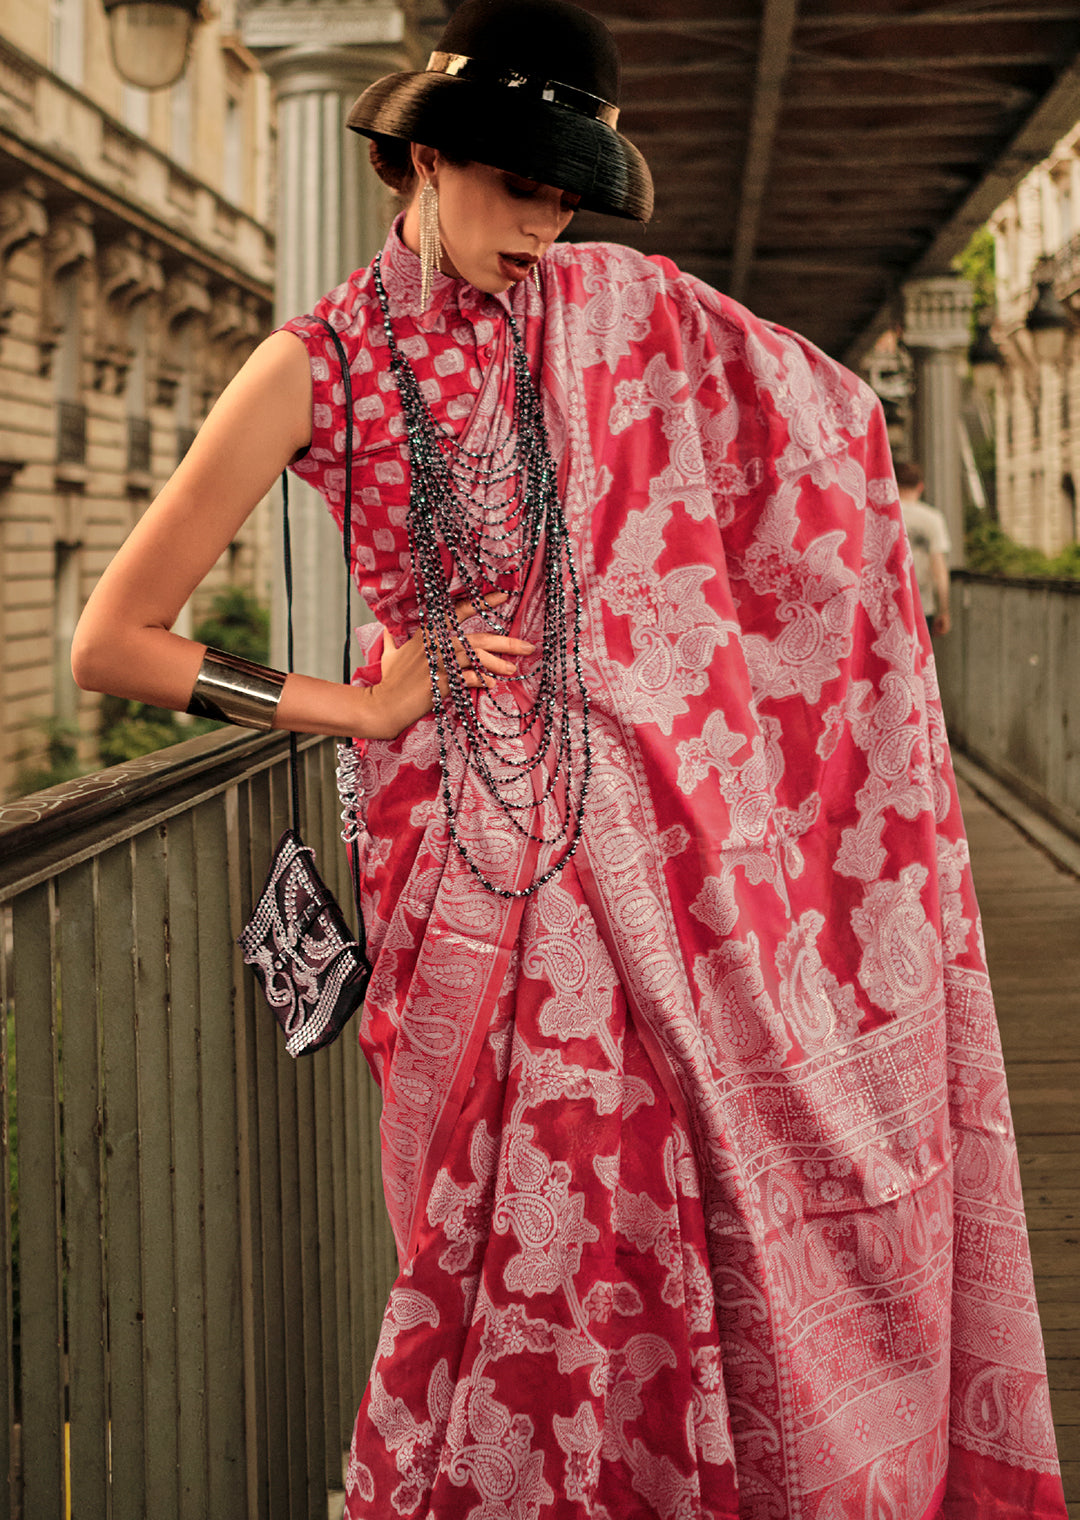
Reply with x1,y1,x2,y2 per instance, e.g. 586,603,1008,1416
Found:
224,95,243,205
171,74,193,169
53,271,86,467
49,0,84,88
125,300,152,480
121,84,151,136
1062,362,1071,433
1060,179,1072,243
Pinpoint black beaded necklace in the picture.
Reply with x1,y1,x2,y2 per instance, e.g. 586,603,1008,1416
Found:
372,255,591,899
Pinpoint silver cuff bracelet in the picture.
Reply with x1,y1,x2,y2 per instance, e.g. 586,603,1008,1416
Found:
186,647,287,732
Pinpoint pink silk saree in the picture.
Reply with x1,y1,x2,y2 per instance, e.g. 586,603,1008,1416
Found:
284,226,1067,1519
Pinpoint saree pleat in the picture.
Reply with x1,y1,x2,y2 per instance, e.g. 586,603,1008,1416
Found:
345,872,740,1519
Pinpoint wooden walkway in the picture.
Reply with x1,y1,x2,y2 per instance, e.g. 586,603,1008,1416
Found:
959,777,1080,1511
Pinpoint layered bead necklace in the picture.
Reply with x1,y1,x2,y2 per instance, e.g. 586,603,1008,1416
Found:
372,255,591,899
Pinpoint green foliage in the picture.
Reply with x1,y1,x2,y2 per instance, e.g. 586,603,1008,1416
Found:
15,719,83,795
1049,540,1080,578
193,585,270,664
97,697,220,767
970,435,997,506
97,585,269,767
952,225,996,336
965,513,1080,579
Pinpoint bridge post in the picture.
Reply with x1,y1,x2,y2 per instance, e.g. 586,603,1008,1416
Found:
240,0,410,675
901,275,974,565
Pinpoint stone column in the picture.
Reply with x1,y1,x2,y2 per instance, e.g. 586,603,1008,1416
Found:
241,1,409,675
901,276,975,564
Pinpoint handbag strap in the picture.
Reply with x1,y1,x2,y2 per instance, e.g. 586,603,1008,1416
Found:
280,317,365,948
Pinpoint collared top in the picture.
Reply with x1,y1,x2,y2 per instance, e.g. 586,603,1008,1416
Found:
282,216,546,640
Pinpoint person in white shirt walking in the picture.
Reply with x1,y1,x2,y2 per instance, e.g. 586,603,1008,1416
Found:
896,458,952,637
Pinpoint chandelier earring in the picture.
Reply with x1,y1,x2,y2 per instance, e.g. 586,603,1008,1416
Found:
418,179,442,307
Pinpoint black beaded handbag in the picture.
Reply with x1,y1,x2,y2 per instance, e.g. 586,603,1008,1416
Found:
238,320,371,1057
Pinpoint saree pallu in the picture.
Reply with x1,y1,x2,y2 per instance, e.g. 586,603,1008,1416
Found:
286,228,1067,1519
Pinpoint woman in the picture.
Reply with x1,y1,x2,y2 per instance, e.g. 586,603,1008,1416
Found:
72,2,1068,1516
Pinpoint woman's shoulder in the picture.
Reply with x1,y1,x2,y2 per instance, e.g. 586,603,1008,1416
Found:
545,237,768,339
546,237,682,292
279,265,379,356
543,237,770,359
545,238,873,417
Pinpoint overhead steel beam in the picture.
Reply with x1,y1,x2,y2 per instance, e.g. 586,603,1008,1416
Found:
844,51,1080,367
912,52,1080,277
728,0,800,304
791,51,1063,71
798,4,1080,29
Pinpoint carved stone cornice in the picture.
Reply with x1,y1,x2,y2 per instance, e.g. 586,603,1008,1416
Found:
161,267,212,331
240,0,409,102
902,276,975,354
0,456,28,492
0,177,47,340
39,204,97,377
205,282,246,393
93,233,165,392
240,0,405,55
208,283,245,345
155,266,211,406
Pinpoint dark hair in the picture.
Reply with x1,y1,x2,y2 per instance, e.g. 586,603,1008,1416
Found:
893,460,924,490
366,139,470,200
368,136,415,196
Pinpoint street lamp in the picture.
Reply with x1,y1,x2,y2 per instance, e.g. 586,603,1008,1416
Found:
1025,260,1071,366
968,311,1004,399
102,0,201,90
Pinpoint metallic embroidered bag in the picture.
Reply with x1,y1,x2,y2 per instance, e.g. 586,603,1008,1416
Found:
238,319,371,1056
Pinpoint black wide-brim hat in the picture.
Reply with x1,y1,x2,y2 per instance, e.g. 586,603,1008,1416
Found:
346,0,653,222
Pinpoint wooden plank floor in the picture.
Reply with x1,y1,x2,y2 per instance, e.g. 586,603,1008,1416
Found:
959,778,1080,1511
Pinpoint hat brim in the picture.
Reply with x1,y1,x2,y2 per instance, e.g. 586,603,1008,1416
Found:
346,71,653,223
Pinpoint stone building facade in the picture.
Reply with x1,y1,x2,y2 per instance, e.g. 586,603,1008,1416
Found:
0,0,275,797
990,120,1080,554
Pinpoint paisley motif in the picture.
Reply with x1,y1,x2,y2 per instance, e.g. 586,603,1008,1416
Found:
281,219,1066,1519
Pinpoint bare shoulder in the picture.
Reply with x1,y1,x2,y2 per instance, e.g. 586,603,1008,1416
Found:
230,328,312,399
196,328,313,460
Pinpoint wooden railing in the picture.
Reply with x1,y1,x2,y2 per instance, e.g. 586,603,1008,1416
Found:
936,570,1080,843
0,729,398,1520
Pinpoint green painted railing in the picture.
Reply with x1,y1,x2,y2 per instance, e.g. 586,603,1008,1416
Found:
0,729,397,1520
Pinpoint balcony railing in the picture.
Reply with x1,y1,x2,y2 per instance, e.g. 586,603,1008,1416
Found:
0,729,397,1519
1052,228,1080,295
126,414,152,476
55,400,87,467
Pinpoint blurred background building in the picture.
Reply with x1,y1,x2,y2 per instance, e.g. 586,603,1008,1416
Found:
987,121,1080,556
0,0,275,795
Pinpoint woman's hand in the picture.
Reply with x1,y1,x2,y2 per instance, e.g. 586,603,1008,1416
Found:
357,593,535,741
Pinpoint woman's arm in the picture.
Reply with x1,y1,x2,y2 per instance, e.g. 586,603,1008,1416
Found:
72,330,311,712
72,330,530,741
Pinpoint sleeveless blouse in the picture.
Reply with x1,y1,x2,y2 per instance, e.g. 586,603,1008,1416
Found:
284,219,544,640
